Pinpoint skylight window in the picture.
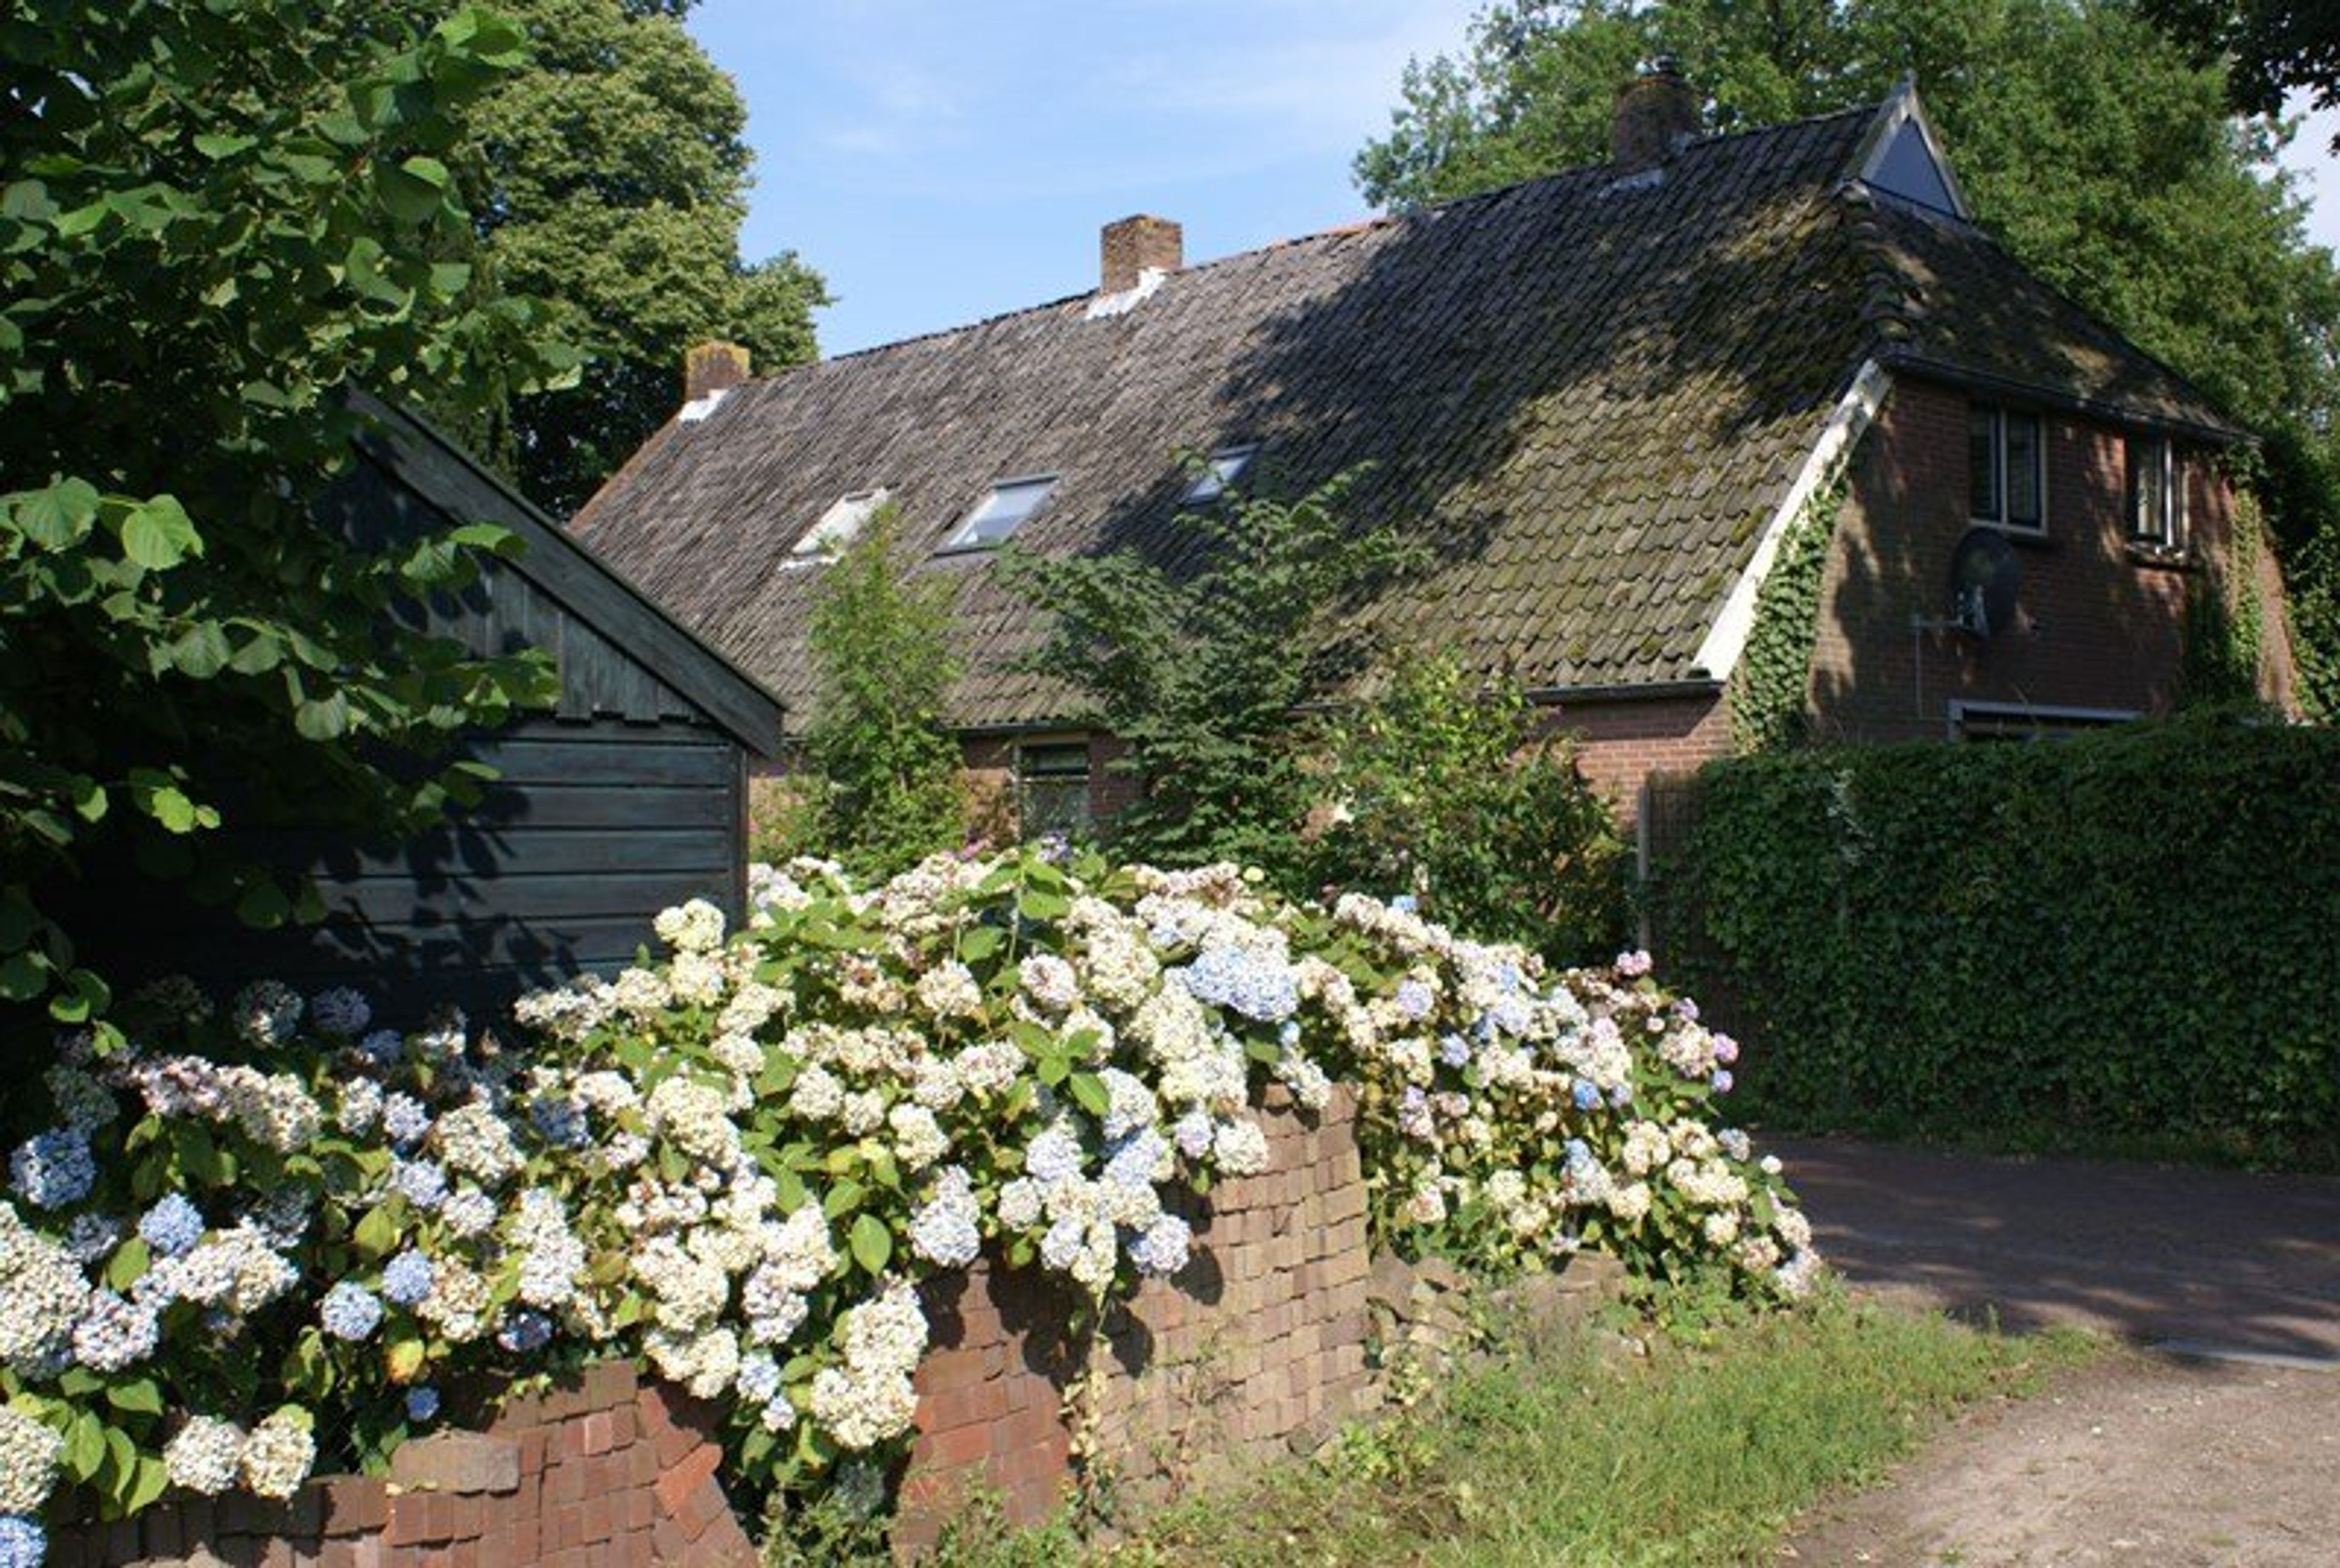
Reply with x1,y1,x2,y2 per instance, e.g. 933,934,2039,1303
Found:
790,488,889,562
943,475,1055,551
1184,445,1257,503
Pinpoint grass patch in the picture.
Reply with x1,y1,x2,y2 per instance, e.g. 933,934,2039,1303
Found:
927,1292,2095,1567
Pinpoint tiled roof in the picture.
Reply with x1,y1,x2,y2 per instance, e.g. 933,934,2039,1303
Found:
572,95,2238,734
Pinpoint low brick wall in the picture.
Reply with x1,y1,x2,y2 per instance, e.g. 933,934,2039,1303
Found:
896,1085,1374,1553
48,1361,756,1568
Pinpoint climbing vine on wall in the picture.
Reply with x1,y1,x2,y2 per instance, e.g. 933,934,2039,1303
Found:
1728,469,1849,753
2181,491,2268,709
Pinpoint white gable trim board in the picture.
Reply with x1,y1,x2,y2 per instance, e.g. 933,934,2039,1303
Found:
1692,358,1891,682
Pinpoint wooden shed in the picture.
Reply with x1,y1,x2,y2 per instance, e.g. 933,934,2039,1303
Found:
85,396,786,1020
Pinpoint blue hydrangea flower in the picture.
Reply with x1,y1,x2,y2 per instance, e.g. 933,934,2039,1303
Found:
1104,1129,1165,1191
310,986,373,1037
10,1128,94,1209
1439,1034,1472,1070
406,1386,440,1424
1389,894,1419,914
1711,1070,1735,1095
1023,1125,1083,1185
530,1096,590,1149
138,1193,205,1257
1564,1139,1594,1174
392,1160,448,1211
497,1311,553,1354
1608,1083,1634,1108
1128,1213,1191,1278
321,1281,385,1343
736,1351,782,1405
360,1029,405,1068
381,1249,434,1307
1572,1079,1601,1112
0,1516,46,1568
380,1093,431,1148
1171,1111,1214,1161
1180,944,1300,1024
1395,978,1434,1020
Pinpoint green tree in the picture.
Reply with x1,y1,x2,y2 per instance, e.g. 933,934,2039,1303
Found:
1308,651,1628,962
800,508,966,876
999,467,1417,874
0,2,562,1029
2141,1,2340,149
1356,0,2340,714
453,0,826,514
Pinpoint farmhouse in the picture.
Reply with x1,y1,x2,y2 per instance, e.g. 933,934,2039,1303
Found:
572,70,2294,831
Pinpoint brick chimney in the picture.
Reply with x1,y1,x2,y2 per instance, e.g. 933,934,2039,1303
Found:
683,340,751,405
1101,215,1182,294
1612,59,1701,172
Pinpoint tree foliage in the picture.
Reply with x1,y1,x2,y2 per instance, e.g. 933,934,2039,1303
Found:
2141,1,2340,148
1000,469,1417,875
0,2,564,1029
1305,651,1628,964
1355,0,2340,712
446,0,826,515
800,508,966,878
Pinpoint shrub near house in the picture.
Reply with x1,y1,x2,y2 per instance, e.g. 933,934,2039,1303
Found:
1661,717,2340,1163
0,850,1810,1552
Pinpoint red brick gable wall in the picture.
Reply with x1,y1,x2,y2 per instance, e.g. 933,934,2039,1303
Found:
1808,377,2267,742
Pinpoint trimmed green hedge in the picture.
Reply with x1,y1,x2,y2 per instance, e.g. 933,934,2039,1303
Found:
1659,718,2340,1165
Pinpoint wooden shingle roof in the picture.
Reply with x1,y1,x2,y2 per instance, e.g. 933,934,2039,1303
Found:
572,93,2237,734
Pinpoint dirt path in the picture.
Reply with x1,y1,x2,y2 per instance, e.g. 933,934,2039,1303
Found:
1764,1138,2340,1567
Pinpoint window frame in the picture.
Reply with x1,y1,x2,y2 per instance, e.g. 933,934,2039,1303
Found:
1967,403,2047,537
1947,700,2138,743
1014,739,1093,840
2126,433,2188,550
940,473,1058,553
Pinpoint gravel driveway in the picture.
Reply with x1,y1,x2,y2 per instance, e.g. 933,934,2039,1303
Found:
1765,1137,2340,1566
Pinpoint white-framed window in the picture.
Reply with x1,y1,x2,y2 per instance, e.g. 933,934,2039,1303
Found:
1968,403,2045,534
1183,444,1257,503
1016,741,1091,839
942,474,1057,552
2127,434,2187,548
788,487,889,563
1948,700,2136,742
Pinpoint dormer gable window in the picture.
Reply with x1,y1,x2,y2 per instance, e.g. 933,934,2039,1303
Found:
943,475,1056,552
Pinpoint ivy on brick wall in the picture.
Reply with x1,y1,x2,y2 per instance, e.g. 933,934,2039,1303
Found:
1728,470,1849,754
2180,491,2267,708
1658,717,2340,1166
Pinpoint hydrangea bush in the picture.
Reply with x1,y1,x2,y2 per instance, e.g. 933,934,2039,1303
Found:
0,848,1813,1555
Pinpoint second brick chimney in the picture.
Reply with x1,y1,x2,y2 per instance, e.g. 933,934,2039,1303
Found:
1101,215,1182,294
1612,60,1701,173
683,340,751,405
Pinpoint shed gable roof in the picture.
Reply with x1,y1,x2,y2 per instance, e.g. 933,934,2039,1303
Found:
572,91,2237,734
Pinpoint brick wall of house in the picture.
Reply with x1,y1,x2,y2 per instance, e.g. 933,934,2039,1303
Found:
49,1363,757,1568
895,1085,1374,1554
1807,377,2261,743
1537,693,1733,818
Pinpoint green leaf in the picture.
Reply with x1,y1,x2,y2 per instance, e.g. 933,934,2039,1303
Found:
0,949,46,1001
126,1456,171,1515
64,1411,106,1481
377,159,449,224
1017,887,1071,922
959,924,1004,962
352,1204,400,1260
168,622,233,679
192,132,256,159
104,1238,150,1292
294,690,352,740
106,1378,164,1416
118,495,202,570
849,1213,891,1275
11,477,99,548
821,1179,864,1218
147,786,199,834
385,1337,426,1383
1068,1071,1109,1118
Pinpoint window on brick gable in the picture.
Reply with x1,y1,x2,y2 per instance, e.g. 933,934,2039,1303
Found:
1016,742,1092,840
1968,403,2044,534
2126,434,2186,549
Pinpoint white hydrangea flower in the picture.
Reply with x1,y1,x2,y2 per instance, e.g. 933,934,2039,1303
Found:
239,1408,316,1499
654,898,727,955
0,1405,62,1514
165,1416,246,1495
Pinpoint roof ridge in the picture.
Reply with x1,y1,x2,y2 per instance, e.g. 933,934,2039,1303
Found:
780,98,1891,378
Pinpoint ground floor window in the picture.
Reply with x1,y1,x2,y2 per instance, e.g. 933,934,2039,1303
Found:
1016,740,1093,839
1949,701,2137,742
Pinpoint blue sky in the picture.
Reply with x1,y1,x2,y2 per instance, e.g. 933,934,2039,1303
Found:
688,1,2340,361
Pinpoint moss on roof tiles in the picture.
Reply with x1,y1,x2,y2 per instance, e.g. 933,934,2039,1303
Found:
572,98,2237,730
